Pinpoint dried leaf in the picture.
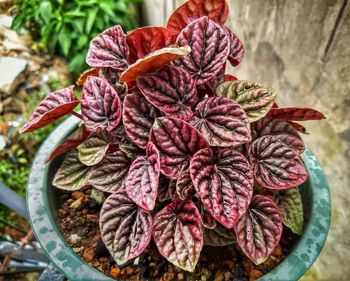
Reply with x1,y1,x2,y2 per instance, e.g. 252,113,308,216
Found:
268,107,326,121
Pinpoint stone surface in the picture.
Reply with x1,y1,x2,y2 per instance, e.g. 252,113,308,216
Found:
144,1,350,280
0,57,27,97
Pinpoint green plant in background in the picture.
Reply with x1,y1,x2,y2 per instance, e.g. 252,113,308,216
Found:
12,0,142,75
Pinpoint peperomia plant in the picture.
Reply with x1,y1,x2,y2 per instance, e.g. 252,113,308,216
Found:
20,0,326,273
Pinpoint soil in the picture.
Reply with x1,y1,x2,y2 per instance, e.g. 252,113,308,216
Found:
58,187,299,281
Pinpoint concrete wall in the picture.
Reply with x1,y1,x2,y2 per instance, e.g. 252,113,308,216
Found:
143,1,350,280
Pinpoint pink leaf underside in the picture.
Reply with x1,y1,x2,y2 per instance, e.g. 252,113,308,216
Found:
249,135,308,189
81,76,122,132
100,191,152,265
153,198,203,272
19,86,79,133
174,16,230,85
126,26,174,64
234,195,283,265
89,150,130,193
250,117,305,154
123,92,160,149
125,142,160,211
150,117,209,179
191,96,251,147
119,46,191,83
137,65,197,121
190,147,254,228
176,170,195,200
167,0,229,35
267,107,326,121
86,25,129,71
224,26,245,67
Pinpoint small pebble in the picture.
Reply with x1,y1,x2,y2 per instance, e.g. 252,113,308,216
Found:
70,197,84,209
177,272,184,280
224,270,232,281
72,191,85,200
214,271,224,281
69,234,80,244
110,267,121,278
83,248,95,262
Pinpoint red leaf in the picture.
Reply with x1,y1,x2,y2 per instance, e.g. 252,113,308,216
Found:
123,92,160,149
190,147,254,228
251,117,305,154
20,86,79,133
120,46,191,83
176,170,195,200
224,27,245,67
175,16,230,85
289,121,309,134
76,68,100,86
234,195,283,265
81,76,122,132
100,191,152,265
137,65,197,121
125,142,160,211
126,27,174,64
225,74,238,81
86,25,129,71
268,107,326,121
249,136,308,189
191,97,251,146
167,0,229,35
153,198,203,272
150,117,209,179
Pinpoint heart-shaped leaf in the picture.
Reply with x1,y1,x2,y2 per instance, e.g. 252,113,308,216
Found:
150,117,209,179
86,25,129,71
175,16,230,85
153,198,203,272
89,150,130,193
203,223,235,246
125,142,160,211
100,191,152,265
46,125,89,162
176,170,195,200
81,76,122,132
53,150,89,191
224,27,245,67
99,68,128,100
126,27,173,64
249,136,308,189
275,188,304,235
191,96,251,147
137,65,197,121
216,80,276,122
234,195,283,265
123,92,160,149
78,136,109,166
167,0,229,35
19,86,79,133
268,107,326,121
250,117,305,153
119,46,191,83
190,147,254,228
76,68,100,86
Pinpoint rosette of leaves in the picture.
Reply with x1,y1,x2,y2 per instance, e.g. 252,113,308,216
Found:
20,0,326,273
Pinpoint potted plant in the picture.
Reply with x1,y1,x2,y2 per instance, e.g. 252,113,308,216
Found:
23,0,331,280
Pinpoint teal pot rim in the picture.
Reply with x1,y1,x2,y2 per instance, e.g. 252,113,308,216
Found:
27,117,331,281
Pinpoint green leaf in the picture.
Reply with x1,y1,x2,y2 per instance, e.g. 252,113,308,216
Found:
53,150,90,191
78,137,109,166
77,34,89,50
85,7,99,33
216,80,276,123
275,187,304,235
68,53,86,74
39,1,53,23
72,18,85,34
58,26,72,57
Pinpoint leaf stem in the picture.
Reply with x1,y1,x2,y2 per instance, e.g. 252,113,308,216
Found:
71,111,83,120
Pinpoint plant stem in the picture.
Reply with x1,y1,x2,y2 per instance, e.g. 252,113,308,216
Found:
71,111,83,120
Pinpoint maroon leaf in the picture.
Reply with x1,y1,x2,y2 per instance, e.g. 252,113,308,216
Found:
190,147,254,228
86,25,129,71
167,0,229,36
123,92,160,149
268,107,326,121
125,142,160,211
100,191,152,265
203,223,235,246
234,195,283,265
289,121,309,134
46,125,89,162
81,76,122,132
200,206,217,229
137,65,197,121
76,68,100,86
191,97,251,147
150,117,209,179
89,150,130,193
175,16,230,85
158,176,171,202
153,198,203,272
251,117,305,154
176,170,195,200
126,27,174,64
20,86,79,133
224,27,245,67
249,136,308,189
99,68,127,100
119,141,143,159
